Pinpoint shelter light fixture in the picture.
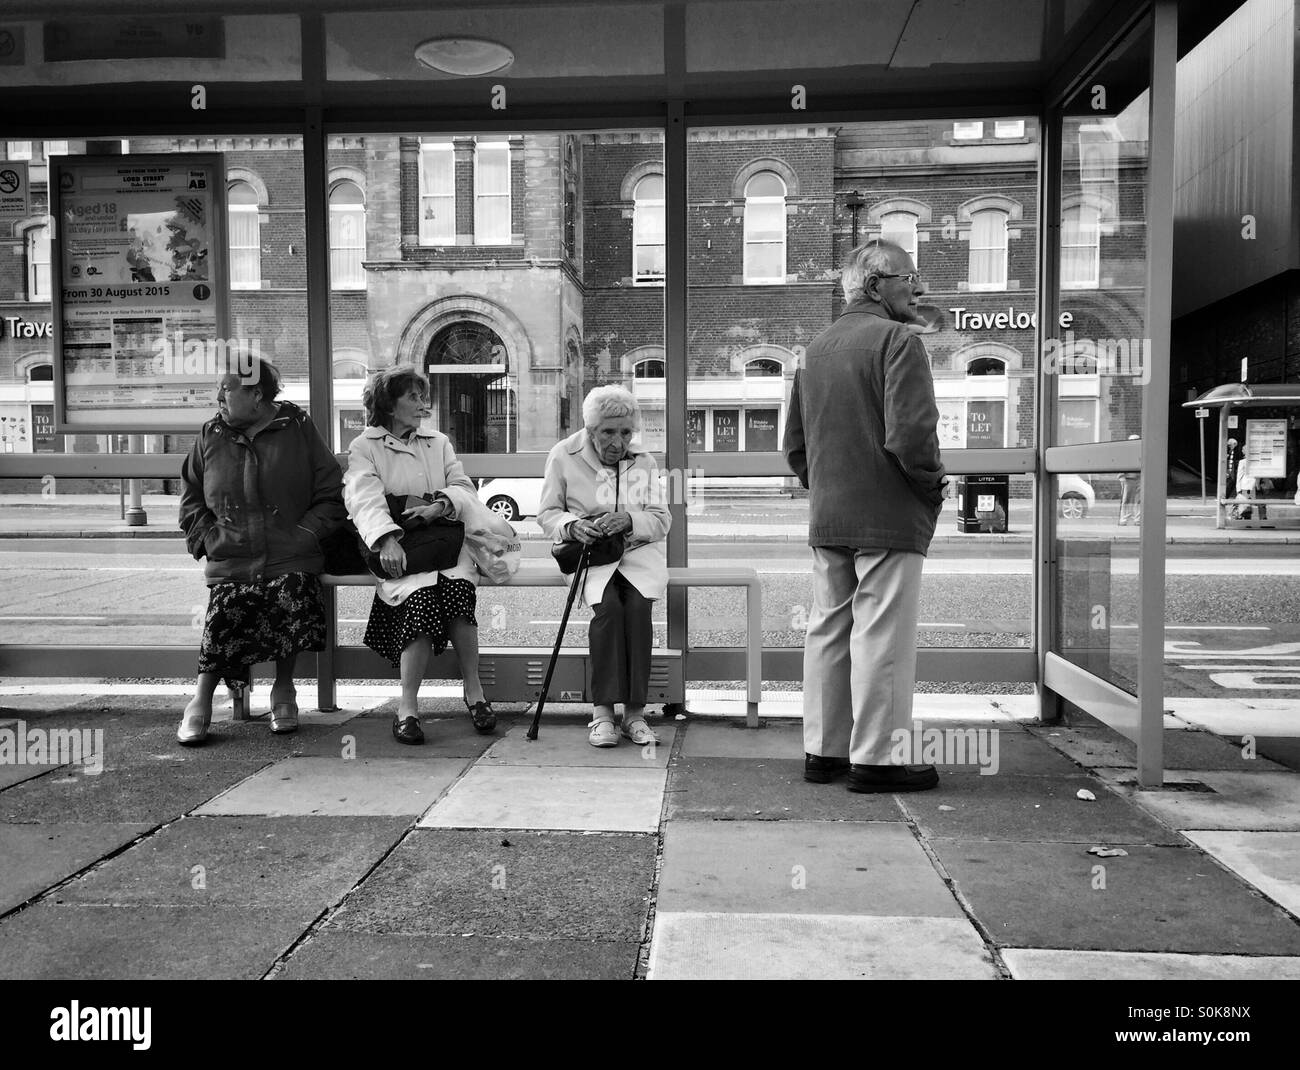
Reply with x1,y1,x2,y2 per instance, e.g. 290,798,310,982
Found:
414,37,514,76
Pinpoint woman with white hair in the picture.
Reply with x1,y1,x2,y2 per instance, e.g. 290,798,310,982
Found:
538,384,671,747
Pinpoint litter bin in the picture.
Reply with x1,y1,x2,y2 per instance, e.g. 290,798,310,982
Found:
957,474,1009,533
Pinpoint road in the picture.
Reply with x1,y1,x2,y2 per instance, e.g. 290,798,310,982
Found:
1,535,1297,701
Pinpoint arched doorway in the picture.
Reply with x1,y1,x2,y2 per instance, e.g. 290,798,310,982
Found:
426,321,513,453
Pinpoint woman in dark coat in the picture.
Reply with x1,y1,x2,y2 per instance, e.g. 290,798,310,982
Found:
177,357,346,744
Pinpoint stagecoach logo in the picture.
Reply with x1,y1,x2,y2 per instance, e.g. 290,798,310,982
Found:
50,1002,151,1050
0,720,104,775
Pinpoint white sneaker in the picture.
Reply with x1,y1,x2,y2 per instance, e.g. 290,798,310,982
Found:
588,720,618,747
621,718,658,746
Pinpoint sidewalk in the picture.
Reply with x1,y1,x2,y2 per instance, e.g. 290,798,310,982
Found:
1,687,1298,980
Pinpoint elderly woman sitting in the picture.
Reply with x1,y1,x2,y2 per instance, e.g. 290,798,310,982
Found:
343,365,494,745
538,385,671,747
177,357,346,744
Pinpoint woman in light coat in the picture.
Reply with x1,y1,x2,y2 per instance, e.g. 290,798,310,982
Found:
344,365,493,744
538,385,671,747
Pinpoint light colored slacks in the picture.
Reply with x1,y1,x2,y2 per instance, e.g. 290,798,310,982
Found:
802,546,925,766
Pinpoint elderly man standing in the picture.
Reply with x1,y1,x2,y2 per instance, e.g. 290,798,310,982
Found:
783,239,947,792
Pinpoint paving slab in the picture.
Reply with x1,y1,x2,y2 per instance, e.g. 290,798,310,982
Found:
931,838,1300,954
481,723,677,768
0,904,311,980
1184,830,1300,917
680,721,805,759
0,759,269,824
647,912,998,980
1170,702,1300,739
898,773,1182,844
1027,724,1286,772
276,932,636,980
296,715,498,760
1128,771,1300,831
0,821,152,914
326,829,655,940
1253,737,1300,772
420,765,665,832
53,815,407,908
102,719,340,766
0,763,55,790
194,756,469,817
1003,948,1300,980
657,821,962,917
666,757,902,822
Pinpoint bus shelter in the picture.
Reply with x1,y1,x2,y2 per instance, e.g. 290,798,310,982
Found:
0,0,1249,787
1184,383,1300,529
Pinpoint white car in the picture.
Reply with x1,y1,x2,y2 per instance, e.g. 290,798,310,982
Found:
1058,474,1095,519
477,477,543,522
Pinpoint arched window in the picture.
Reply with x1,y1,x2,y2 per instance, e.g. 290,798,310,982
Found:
329,180,365,290
744,358,783,377
880,211,918,265
227,181,261,289
634,358,665,379
332,358,368,379
633,174,665,285
25,223,50,301
743,172,786,284
968,209,1008,291
1061,203,1100,289
966,356,1007,377
27,363,54,382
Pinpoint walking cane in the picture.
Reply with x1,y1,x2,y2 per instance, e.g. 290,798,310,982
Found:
526,543,591,741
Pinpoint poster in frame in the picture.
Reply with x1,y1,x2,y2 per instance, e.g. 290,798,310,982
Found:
51,153,233,434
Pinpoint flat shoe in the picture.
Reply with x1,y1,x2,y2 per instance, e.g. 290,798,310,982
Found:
465,697,496,734
803,753,850,783
392,715,424,745
847,763,939,794
270,701,299,734
177,701,212,746
620,718,658,746
588,720,618,748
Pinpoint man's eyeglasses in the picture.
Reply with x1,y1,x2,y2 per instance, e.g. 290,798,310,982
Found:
875,271,924,285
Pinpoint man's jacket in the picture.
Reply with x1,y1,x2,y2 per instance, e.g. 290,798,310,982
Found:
783,298,947,555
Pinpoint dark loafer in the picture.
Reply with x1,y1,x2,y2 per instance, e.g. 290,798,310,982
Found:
803,753,850,783
392,715,424,745
466,698,496,734
847,764,939,793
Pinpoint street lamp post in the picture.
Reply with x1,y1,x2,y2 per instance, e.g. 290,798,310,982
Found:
844,190,866,247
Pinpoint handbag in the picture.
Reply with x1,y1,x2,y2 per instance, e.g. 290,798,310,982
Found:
361,493,465,578
550,462,625,575
552,529,624,575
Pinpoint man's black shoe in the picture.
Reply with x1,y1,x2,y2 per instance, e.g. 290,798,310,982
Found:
847,764,939,793
804,753,851,783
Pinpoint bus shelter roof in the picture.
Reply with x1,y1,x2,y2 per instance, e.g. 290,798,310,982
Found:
1183,383,1300,408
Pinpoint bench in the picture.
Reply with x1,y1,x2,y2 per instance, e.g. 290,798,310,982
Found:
229,565,763,727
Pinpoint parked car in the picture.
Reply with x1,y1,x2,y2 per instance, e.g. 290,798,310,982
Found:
477,477,543,522
1058,474,1095,519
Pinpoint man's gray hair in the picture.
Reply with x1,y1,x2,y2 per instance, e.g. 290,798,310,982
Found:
841,239,907,305
582,384,641,430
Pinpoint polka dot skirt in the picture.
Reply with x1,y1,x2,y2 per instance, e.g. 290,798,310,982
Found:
363,578,478,669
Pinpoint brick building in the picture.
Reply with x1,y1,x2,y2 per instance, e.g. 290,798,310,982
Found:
0,120,1146,471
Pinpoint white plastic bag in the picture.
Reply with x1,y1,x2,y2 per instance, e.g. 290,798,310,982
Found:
465,518,522,585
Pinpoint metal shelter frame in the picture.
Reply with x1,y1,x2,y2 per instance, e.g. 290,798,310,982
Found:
0,0,1210,786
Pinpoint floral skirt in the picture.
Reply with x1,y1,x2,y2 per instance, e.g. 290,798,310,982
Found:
198,572,327,688
363,579,477,669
